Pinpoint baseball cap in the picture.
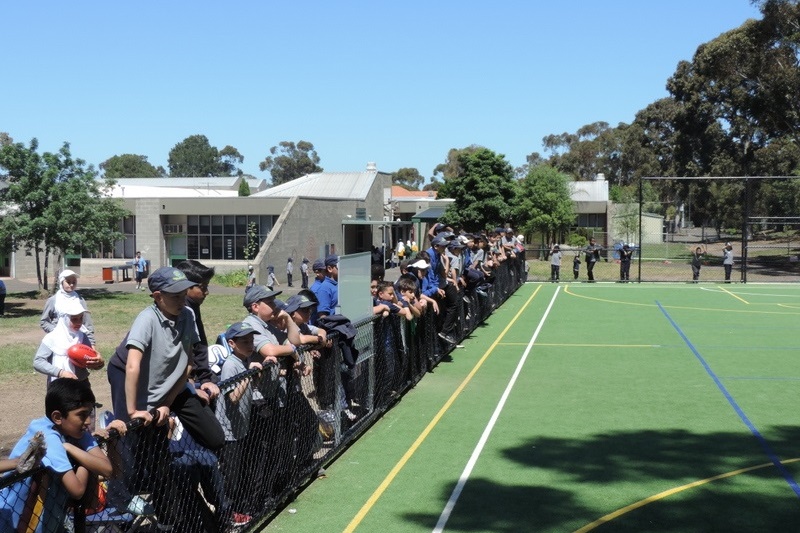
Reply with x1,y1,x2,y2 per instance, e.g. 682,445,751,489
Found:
61,298,86,316
312,259,325,271
243,285,282,307
285,294,317,314
58,269,79,285
272,298,287,311
448,241,465,250
148,267,198,293
324,254,339,267
431,235,449,247
409,259,430,269
225,321,256,339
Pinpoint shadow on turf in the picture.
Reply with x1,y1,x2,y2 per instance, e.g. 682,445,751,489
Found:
403,427,800,532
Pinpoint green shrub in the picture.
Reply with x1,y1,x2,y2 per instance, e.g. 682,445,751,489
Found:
215,269,248,288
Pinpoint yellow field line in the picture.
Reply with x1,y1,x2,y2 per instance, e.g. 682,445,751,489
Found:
342,285,542,533
574,458,800,532
717,285,750,304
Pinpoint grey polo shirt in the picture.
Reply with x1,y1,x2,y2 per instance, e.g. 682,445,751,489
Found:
216,354,251,441
127,304,198,411
242,313,288,405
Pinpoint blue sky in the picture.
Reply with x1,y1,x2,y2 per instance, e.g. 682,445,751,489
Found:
2,1,761,181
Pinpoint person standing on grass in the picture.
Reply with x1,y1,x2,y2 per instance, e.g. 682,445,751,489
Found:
691,245,706,282
266,265,279,291
134,251,147,291
619,244,633,282
723,242,734,283
572,254,581,280
286,257,294,287
0,278,6,316
300,257,309,289
583,238,603,282
246,265,256,293
41,269,96,347
549,244,562,282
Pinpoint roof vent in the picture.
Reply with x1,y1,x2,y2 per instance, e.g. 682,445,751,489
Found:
366,162,377,171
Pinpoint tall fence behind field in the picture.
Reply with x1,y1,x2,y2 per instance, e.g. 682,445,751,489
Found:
0,256,526,532
525,229,800,283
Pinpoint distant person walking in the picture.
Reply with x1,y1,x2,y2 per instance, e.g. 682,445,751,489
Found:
0,278,5,316
134,251,147,291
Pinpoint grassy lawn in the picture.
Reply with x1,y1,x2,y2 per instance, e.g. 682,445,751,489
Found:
0,287,247,376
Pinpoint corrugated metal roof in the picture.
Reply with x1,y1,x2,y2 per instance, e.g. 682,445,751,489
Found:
107,184,239,198
253,171,387,200
570,180,608,202
108,176,268,190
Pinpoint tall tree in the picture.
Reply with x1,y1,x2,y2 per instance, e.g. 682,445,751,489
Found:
392,168,424,190
168,134,243,177
514,166,575,245
0,139,129,290
219,145,245,177
258,140,322,186
100,154,164,178
433,145,483,181
437,148,517,231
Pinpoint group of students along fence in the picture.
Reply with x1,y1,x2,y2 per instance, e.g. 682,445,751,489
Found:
547,239,737,283
0,220,527,532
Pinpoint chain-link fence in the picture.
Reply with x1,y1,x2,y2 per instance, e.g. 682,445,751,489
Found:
0,254,526,532
525,227,800,283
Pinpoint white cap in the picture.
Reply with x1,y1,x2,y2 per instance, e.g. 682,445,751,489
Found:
410,259,430,269
58,269,79,285
61,298,86,316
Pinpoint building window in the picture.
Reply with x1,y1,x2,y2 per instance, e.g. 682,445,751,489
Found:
186,215,273,260
84,216,136,259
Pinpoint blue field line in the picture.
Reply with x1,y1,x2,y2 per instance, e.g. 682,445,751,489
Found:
656,301,800,500
722,376,800,381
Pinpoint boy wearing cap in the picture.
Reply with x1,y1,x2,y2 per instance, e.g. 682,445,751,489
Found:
215,321,263,526
316,254,339,319
426,236,459,344
107,267,225,449
241,286,301,363
285,294,328,346
107,267,226,529
246,265,256,293
300,258,309,289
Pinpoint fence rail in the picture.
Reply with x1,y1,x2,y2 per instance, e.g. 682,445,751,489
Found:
0,255,526,532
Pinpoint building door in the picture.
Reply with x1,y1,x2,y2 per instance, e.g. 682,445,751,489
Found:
168,236,188,267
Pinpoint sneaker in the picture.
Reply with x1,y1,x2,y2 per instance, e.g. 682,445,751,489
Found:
15,431,46,473
125,495,155,516
438,332,457,345
230,512,252,526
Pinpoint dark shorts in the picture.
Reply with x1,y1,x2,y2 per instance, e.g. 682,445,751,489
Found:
136,271,144,282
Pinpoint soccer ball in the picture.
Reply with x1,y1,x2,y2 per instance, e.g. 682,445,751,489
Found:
208,344,230,375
